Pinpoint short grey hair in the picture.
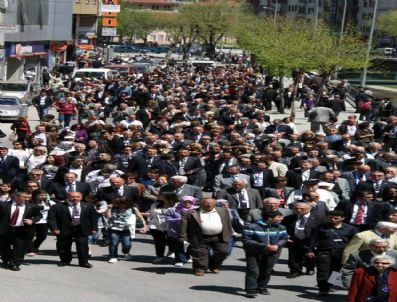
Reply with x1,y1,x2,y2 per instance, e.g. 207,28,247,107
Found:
263,197,281,205
369,238,389,246
294,202,312,210
370,254,395,267
171,175,188,184
376,221,397,229
233,178,248,185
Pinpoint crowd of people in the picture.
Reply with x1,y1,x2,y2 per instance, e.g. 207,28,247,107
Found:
2,58,397,301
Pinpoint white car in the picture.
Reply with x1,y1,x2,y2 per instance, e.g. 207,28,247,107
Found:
0,96,28,121
0,81,36,105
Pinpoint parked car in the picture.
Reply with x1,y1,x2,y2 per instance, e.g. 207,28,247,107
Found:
0,96,28,121
105,64,137,76
0,81,37,105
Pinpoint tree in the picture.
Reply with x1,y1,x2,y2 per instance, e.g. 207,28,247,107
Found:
235,14,368,113
179,0,239,59
117,9,157,44
377,10,397,37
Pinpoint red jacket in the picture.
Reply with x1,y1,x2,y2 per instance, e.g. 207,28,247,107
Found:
348,267,397,302
58,102,75,115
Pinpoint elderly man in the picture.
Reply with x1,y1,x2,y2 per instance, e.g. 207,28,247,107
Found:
179,197,232,276
342,221,397,264
247,197,292,223
341,238,397,288
214,165,251,193
96,177,141,205
216,179,262,222
282,202,320,278
160,175,202,200
48,192,98,268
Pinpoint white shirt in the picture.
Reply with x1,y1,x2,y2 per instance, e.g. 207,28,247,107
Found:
10,202,26,227
287,188,337,210
295,213,311,230
68,202,81,217
350,202,369,224
200,209,223,236
347,125,357,136
237,189,250,209
253,172,263,187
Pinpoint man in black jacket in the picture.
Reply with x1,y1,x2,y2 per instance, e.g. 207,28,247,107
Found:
48,192,98,268
32,89,52,120
0,192,42,271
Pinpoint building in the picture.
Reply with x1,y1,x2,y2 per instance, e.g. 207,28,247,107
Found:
2,0,73,81
73,0,100,50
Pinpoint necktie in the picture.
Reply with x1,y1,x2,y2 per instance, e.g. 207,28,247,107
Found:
71,205,80,226
354,202,365,225
0,156,4,162
68,183,75,192
10,205,20,226
374,181,381,192
238,192,248,209
295,216,306,239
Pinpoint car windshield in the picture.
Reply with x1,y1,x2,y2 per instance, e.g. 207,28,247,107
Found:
0,83,28,91
74,71,105,79
0,98,18,105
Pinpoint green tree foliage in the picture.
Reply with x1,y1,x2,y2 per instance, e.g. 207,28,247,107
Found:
377,10,397,37
117,9,157,44
178,0,239,59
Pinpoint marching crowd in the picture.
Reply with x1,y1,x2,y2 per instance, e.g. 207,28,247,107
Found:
1,58,397,301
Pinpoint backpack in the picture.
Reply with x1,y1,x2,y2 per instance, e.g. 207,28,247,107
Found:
359,100,372,111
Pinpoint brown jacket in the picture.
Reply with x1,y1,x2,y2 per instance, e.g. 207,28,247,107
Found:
179,207,233,247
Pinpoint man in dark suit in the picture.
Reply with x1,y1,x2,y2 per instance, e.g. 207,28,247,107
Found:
127,146,160,178
53,156,93,184
335,190,382,231
0,192,42,271
282,202,319,278
286,160,319,190
342,163,371,193
216,179,263,222
174,146,205,187
248,162,274,199
355,170,393,200
0,147,20,183
47,192,98,268
179,197,232,276
48,172,91,203
214,165,251,193
96,177,141,206
160,175,202,200
12,168,52,192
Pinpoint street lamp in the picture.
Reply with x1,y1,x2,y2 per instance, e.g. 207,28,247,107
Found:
361,0,378,87
340,0,348,42
314,0,319,31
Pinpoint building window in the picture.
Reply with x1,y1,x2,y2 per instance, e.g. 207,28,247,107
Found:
308,7,314,14
298,7,306,14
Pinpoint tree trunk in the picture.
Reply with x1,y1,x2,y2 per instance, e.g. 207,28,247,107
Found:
278,76,285,114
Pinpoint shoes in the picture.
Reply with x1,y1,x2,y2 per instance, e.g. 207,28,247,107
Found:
208,268,220,274
79,263,93,268
26,252,35,257
8,265,20,271
186,258,193,263
108,258,118,263
286,272,302,279
57,262,70,267
174,262,184,267
123,254,133,261
193,270,205,276
246,292,258,298
152,257,166,264
167,253,175,258
257,289,270,295
319,291,329,296
306,270,315,276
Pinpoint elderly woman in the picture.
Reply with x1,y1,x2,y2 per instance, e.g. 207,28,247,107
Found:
348,254,397,302
26,146,47,172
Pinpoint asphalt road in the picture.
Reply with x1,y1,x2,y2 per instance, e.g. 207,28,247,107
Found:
0,233,347,302
0,102,356,301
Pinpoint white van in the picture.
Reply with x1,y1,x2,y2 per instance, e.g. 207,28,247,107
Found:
190,60,216,71
72,68,113,81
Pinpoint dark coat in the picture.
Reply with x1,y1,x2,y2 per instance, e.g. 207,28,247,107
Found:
179,207,233,247
335,200,382,229
96,185,141,205
47,202,98,237
286,169,319,190
215,187,263,210
282,213,319,252
48,182,91,202
0,155,20,182
0,202,42,237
